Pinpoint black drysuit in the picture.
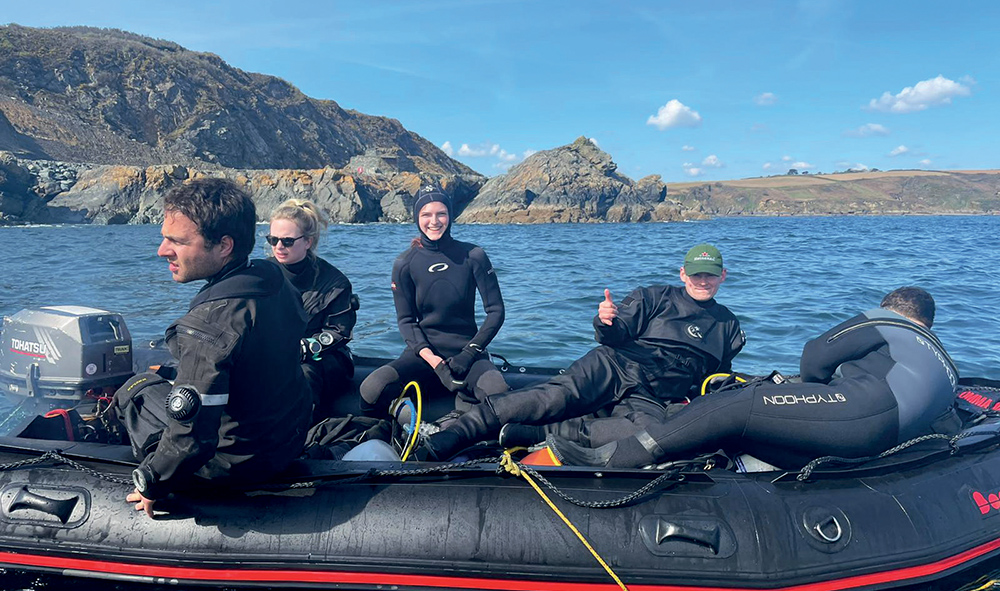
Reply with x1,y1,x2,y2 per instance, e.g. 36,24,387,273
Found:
593,308,962,469
447,284,745,447
114,259,312,499
276,251,357,420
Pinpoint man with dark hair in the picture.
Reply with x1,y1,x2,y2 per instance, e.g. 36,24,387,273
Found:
548,286,962,470
419,243,745,460
116,178,312,517
880,286,934,327
160,177,258,263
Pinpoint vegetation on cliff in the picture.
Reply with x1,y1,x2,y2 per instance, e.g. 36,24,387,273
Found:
0,25,473,176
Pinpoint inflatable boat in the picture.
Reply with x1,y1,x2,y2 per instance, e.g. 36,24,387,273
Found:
1,306,1000,591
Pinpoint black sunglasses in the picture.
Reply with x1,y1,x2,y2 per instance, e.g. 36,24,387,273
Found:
265,235,306,247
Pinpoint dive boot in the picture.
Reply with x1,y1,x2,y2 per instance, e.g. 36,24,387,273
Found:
546,433,658,468
415,403,501,461
498,423,547,448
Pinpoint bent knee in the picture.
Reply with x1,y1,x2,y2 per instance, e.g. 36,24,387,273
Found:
359,365,401,410
472,369,509,402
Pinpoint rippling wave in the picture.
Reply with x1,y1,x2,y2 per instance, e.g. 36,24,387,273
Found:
2,216,998,378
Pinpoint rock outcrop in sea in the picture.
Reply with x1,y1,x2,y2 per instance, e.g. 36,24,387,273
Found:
457,137,689,223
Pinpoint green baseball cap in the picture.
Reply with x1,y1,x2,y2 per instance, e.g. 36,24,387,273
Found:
683,243,724,276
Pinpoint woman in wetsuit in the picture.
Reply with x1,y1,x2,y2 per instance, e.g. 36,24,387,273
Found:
359,185,508,426
269,199,358,423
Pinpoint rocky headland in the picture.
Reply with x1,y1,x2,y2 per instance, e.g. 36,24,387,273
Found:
670,171,1000,217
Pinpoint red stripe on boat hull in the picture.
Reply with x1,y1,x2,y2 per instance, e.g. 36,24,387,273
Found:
2,536,1000,591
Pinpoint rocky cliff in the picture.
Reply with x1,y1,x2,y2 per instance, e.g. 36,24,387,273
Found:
0,25,474,177
0,152,481,225
457,137,688,223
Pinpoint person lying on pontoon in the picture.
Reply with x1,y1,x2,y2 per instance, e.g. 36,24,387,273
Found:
547,286,962,469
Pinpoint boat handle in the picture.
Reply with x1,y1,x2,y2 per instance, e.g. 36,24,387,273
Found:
813,515,843,543
8,486,79,524
654,520,721,554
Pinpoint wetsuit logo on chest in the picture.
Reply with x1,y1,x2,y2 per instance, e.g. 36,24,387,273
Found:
428,263,449,273
686,324,703,340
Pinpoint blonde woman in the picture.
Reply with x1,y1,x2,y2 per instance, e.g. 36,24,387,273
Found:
269,199,358,422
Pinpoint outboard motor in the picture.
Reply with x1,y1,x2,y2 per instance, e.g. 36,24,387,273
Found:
0,306,133,400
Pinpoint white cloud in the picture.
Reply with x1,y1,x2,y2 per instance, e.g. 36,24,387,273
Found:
782,155,793,162
682,162,704,176
646,99,702,130
682,145,695,152
440,141,454,156
455,141,531,167
866,75,972,113
702,154,723,168
754,92,777,106
888,145,910,157
588,137,599,147
457,143,511,160
458,143,488,157
483,144,513,161
791,161,813,169
763,162,773,170
919,159,932,166
844,123,890,137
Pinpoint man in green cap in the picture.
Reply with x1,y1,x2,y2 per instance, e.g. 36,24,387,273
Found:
418,243,745,460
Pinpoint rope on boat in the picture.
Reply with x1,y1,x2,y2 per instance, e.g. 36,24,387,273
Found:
0,450,131,485
499,450,629,591
509,460,685,509
795,429,997,481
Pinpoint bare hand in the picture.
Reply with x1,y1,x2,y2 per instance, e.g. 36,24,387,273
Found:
127,489,156,519
598,289,618,326
418,347,444,369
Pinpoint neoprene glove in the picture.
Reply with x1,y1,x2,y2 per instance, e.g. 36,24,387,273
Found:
434,361,466,392
447,345,479,378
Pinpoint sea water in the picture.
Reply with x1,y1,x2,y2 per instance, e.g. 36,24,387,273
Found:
0,215,998,591
1,215,998,377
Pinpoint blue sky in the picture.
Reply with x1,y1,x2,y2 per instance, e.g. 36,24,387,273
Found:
2,0,997,181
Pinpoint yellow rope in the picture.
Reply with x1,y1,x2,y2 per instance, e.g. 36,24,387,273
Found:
398,381,423,462
700,373,747,396
499,451,629,591
969,579,1000,591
